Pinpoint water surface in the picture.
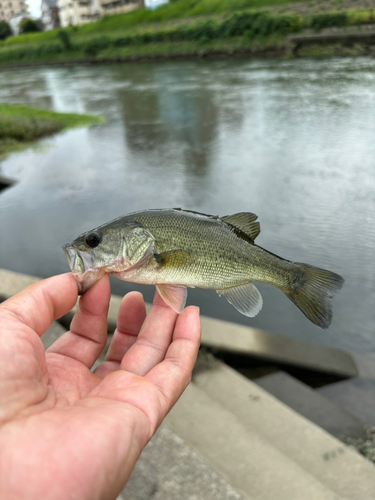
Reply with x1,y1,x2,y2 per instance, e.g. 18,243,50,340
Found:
0,58,374,353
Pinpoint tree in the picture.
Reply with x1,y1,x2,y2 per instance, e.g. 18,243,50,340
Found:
19,18,40,34
0,20,12,40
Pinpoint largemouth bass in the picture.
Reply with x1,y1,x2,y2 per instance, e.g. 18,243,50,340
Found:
63,208,344,329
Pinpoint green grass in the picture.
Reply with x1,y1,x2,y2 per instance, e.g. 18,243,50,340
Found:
0,0,321,46
0,104,104,158
95,33,285,59
0,0,374,50
0,10,303,65
0,1,374,65
0,31,289,67
2,29,59,46
74,0,307,35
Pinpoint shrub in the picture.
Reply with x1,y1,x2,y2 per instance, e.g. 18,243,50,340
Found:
0,42,63,62
308,12,348,31
0,20,12,41
58,29,72,50
92,11,304,51
83,36,111,57
113,35,133,47
19,18,41,34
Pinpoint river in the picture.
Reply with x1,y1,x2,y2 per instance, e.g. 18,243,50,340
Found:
0,57,374,353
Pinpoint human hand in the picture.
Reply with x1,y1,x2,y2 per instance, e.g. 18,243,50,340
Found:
0,273,201,500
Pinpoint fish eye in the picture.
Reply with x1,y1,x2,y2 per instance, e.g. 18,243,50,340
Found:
85,232,101,248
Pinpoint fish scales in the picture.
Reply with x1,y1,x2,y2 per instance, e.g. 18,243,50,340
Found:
63,208,344,329
121,210,291,290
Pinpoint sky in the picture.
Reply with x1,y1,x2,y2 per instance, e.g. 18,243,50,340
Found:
28,0,41,18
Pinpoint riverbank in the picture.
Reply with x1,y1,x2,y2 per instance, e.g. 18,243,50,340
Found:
1,33,373,69
0,104,103,159
1,2,375,67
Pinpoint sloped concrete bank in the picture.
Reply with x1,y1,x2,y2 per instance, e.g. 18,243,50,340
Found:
290,31,375,54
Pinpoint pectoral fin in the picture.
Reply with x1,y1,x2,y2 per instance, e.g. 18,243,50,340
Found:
153,249,193,269
217,283,263,317
156,284,188,313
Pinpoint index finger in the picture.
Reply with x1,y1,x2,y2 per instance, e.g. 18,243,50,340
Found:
0,273,78,337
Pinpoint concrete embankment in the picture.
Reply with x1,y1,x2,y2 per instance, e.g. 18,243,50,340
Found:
2,267,375,500
290,31,375,55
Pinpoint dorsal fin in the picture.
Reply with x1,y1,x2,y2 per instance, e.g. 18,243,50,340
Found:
222,212,260,241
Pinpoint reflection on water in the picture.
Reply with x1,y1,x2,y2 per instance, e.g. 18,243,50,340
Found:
0,58,375,353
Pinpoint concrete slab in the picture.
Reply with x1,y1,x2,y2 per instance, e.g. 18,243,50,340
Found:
166,382,346,500
193,361,375,500
118,425,243,500
104,294,358,379
0,268,39,300
255,371,366,441
351,352,375,379
318,379,375,426
199,315,358,378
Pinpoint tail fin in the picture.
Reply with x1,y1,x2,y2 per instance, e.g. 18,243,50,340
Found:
285,263,344,329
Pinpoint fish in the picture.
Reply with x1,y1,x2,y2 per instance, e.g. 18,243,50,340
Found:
62,208,344,329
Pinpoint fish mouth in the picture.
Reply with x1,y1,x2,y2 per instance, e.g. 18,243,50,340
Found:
63,244,93,273
62,244,97,294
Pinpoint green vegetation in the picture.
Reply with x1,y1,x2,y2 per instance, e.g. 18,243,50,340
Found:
76,0,305,34
19,18,41,34
94,33,285,60
0,21,11,41
0,104,104,158
1,0,307,44
0,0,374,64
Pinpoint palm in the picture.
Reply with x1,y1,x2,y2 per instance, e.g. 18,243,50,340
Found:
0,274,200,500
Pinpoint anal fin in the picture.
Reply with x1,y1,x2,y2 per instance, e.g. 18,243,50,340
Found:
217,282,263,317
156,284,188,314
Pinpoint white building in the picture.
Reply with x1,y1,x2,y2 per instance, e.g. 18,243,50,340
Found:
41,0,60,30
0,0,29,22
57,0,95,27
56,0,167,28
100,0,139,18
